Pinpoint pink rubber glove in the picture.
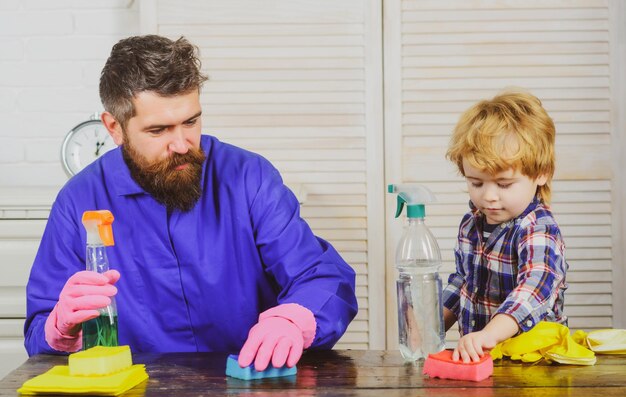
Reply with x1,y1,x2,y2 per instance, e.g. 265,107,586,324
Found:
44,270,120,352
238,303,316,371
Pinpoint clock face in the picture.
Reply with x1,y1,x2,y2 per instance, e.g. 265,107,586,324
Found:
61,119,118,176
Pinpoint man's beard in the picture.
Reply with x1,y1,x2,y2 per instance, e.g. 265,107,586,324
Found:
122,142,206,212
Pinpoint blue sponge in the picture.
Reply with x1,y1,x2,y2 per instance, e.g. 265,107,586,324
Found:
225,354,297,380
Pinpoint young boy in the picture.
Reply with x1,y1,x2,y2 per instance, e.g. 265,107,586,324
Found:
443,90,568,363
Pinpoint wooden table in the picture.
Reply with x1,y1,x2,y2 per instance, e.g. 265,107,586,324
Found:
2,350,625,396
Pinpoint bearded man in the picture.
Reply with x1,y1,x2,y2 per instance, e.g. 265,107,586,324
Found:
24,35,358,372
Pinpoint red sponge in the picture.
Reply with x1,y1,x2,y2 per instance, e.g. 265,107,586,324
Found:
423,349,493,382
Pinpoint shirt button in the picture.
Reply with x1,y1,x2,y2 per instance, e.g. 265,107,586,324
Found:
526,320,533,327
471,320,476,326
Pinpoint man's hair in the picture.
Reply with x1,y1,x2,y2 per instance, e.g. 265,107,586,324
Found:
99,35,208,129
446,90,556,203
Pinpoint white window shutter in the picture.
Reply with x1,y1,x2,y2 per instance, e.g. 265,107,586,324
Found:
154,0,385,349
384,0,615,345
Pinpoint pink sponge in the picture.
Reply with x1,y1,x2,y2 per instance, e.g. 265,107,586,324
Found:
423,350,493,382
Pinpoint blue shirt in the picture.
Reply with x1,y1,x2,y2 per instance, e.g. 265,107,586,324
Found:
25,135,358,356
443,198,568,336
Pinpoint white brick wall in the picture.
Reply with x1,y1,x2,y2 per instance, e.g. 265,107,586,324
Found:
0,0,139,380
0,12,74,36
0,0,139,187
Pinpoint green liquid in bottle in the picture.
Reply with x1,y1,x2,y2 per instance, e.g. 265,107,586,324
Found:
82,314,118,349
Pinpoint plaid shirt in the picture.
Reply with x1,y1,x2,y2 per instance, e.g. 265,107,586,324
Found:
443,198,568,336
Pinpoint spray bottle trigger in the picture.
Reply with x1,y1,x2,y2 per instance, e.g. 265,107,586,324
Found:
82,210,115,246
98,224,115,246
395,195,406,218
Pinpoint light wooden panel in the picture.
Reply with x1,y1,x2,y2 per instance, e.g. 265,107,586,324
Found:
0,188,55,379
0,320,28,379
385,0,614,348
609,0,626,329
155,0,383,349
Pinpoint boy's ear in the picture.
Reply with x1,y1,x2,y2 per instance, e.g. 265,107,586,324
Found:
101,112,125,146
536,174,549,186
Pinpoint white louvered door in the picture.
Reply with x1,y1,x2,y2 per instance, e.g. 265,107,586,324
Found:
148,0,385,349
384,0,618,346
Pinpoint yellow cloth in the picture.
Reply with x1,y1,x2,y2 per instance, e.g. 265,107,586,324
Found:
18,364,148,396
489,321,596,365
578,329,626,354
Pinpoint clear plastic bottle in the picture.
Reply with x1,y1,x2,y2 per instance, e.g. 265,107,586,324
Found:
389,184,445,362
81,210,118,349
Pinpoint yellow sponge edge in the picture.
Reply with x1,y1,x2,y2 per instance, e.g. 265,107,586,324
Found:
68,346,132,377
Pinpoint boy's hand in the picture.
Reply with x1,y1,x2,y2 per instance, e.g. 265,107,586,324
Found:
453,330,497,362
453,314,520,362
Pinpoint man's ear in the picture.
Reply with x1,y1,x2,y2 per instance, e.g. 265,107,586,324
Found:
101,112,124,146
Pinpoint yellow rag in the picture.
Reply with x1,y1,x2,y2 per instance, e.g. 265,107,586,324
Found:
489,322,596,365
577,329,626,354
18,346,149,396
17,364,148,396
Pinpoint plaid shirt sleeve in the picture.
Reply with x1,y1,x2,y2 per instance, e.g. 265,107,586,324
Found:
495,222,567,332
442,212,473,317
442,244,464,315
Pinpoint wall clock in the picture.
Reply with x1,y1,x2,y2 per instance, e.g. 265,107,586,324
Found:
61,113,117,177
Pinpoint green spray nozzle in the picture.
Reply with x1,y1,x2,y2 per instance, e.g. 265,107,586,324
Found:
387,184,436,219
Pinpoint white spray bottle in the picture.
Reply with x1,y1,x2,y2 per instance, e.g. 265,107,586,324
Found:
388,184,445,361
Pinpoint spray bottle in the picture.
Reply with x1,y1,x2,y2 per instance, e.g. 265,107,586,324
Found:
81,210,118,349
388,184,445,361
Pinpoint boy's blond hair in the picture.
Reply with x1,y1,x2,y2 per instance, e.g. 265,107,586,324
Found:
447,90,556,203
